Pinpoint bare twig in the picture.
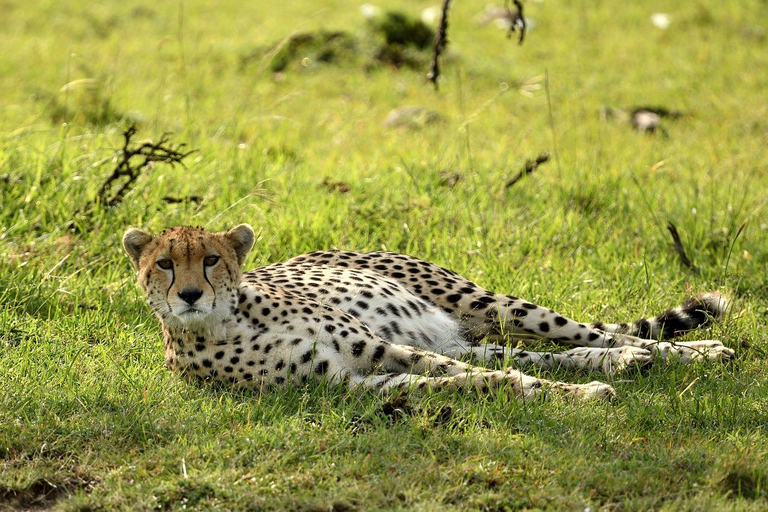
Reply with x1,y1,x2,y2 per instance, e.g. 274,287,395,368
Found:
428,0,451,90
506,0,527,45
505,152,550,188
94,125,196,208
666,221,697,271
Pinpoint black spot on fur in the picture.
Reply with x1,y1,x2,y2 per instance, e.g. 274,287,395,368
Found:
385,303,401,317
655,310,687,338
634,319,653,339
351,340,366,357
372,345,386,363
469,300,489,310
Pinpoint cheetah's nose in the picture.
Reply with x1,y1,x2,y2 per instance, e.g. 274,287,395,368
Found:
178,288,203,305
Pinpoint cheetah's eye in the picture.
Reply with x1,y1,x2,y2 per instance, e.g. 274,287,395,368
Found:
156,259,173,270
203,255,220,267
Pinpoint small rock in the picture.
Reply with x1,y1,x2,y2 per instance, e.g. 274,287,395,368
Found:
383,106,442,128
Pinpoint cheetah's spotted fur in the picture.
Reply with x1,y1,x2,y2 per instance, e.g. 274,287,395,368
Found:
123,224,734,401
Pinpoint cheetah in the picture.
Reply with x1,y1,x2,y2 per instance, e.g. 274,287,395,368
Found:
123,224,734,401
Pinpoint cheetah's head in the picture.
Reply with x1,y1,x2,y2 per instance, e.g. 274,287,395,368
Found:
122,224,255,328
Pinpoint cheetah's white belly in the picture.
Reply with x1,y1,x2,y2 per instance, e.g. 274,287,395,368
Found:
248,265,469,353
336,280,466,353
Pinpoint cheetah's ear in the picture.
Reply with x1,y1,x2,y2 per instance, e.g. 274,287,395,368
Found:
224,224,255,266
123,228,154,268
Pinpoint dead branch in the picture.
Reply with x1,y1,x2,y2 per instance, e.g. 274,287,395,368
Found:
428,0,451,90
666,221,697,271
505,152,550,188
94,125,196,208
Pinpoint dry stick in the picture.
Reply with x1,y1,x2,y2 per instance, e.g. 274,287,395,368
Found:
506,0,527,44
505,152,550,188
666,221,697,271
428,0,451,90
162,195,203,204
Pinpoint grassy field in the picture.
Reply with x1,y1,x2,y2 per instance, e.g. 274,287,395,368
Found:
2,0,767,509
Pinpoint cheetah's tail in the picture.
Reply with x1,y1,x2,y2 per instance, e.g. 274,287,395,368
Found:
590,292,729,340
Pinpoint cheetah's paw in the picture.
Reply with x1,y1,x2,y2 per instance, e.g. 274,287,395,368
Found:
567,381,616,401
651,340,735,364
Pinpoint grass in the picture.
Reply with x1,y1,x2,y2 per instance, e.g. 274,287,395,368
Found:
1,0,767,509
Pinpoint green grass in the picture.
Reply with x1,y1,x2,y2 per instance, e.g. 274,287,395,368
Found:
2,0,767,509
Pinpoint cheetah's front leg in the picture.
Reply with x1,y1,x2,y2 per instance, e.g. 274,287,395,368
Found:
353,343,616,401
348,370,615,401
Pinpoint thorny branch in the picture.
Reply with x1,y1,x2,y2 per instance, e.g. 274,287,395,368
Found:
666,221,697,271
94,125,196,208
505,152,550,188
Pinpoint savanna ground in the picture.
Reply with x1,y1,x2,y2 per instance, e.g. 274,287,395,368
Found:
1,0,767,510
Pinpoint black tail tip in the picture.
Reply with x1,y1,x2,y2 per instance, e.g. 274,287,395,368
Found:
683,292,729,321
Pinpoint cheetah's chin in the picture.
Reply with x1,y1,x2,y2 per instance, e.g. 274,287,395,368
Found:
170,307,213,326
